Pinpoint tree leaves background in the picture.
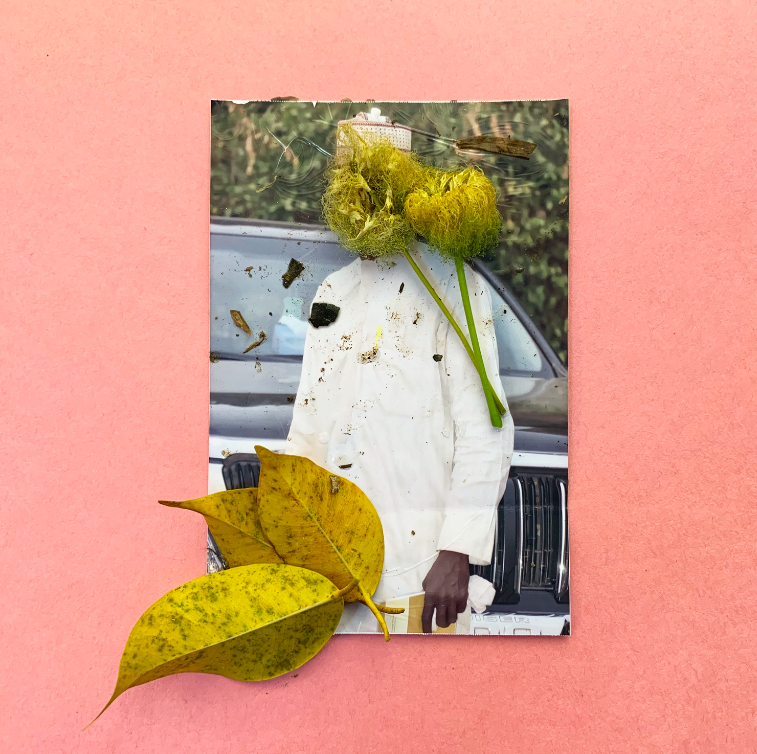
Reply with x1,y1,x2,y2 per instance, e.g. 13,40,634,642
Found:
210,100,569,363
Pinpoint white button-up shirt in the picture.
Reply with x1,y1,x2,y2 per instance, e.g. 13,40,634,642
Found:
286,243,514,602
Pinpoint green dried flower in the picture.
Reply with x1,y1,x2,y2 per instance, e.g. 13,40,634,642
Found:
321,123,426,257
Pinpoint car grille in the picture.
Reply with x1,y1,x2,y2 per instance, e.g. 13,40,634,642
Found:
521,475,558,588
471,471,569,603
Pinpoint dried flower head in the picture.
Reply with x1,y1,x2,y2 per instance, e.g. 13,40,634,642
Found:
323,124,502,261
404,167,502,260
322,124,426,257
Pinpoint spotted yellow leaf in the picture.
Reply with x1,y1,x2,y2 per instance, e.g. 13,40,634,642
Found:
91,565,350,725
159,489,282,567
255,446,400,640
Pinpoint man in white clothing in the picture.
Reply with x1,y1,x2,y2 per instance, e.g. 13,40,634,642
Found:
285,240,514,633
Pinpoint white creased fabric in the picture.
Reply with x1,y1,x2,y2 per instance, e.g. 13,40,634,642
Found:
285,243,514,602
467,575,497,614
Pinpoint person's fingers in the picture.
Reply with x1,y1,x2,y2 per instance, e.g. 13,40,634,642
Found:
457,595,468,616
447,601,459,627
421,598,436,634
423,592,467,632
436,602,452,629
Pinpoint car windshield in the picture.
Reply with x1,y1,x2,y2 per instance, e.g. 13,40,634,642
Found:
211,228,350,358
486,281,544,374
211,226,546,376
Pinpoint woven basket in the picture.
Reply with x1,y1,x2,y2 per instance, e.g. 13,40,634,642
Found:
336,108,412,157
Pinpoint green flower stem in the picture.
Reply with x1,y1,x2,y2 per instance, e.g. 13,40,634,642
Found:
454,256,503,429
401,249,506,420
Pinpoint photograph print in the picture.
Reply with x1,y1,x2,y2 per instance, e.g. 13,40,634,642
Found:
208,100,569,636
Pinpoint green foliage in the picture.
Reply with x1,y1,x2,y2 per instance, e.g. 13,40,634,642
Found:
210,100,568,363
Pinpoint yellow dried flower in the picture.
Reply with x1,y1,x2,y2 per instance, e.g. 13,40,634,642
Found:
404,166,502,260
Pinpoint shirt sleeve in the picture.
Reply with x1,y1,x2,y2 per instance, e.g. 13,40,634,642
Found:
435,266,514,566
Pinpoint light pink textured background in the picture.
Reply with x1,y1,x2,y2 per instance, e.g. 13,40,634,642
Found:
2,2,756,752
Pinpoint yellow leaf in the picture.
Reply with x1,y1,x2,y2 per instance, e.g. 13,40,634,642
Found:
255,446,396,640
159,489,283,567
91,565,350,725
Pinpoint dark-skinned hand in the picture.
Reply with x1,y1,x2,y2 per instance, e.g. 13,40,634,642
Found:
421,550,470,633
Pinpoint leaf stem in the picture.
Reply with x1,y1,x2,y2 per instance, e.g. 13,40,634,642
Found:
401,248,505,420
358,583,391,641
367,602,406,615
331,577,360,601
455,256,502,428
